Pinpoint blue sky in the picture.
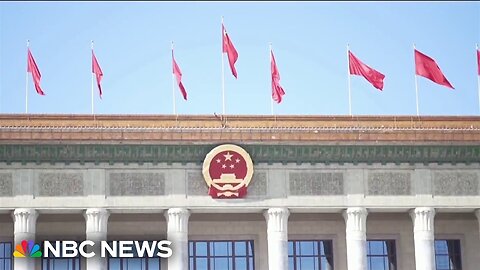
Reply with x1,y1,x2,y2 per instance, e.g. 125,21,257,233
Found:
0,1,479,115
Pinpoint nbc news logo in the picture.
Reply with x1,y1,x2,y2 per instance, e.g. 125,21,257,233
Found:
13,240,172,258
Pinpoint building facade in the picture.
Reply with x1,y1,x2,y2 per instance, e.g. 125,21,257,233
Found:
0,114,479,270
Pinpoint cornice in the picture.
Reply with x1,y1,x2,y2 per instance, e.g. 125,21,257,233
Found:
1,114,479,143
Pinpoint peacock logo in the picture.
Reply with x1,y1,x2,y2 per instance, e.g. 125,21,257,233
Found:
13,240,42,258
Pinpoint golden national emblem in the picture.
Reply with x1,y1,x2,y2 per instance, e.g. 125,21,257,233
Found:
202,144,254,198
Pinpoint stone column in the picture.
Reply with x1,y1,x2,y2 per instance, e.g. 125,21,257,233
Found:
165,208,190,270
84,208,110,270
410,207,436,270
264,208,290,270
13,208,38,270
343,207,368,270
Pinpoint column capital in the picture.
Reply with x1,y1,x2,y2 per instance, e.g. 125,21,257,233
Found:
343,207,368,218
264,208,290,233
84,208,110,234
165,208,190,234
343,207,368,233
410,207,435,233
166,208,191,218
13,208,38,234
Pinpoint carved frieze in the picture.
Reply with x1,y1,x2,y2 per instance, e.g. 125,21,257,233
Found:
289,172,343,195
187,171,208,196
248,172,267,196
38,172,84,196
434,172,478,196
368,172,411,196
108,172,165,196
0,173,13,196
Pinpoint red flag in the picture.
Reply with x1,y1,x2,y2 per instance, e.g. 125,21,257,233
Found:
348,51,385,91
414,49,454,89
92,50,104,98
477,48,480,75
27,48,45,96
172,50,187,100
271,50,285,103
222,23,238,78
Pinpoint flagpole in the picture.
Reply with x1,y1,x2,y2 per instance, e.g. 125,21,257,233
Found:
477,44,480,114
347,44,352,116
91,40,95,115
269,43,274,116
25,40,30,114
172,41,177,115
414,44,419,116
221,16,226,116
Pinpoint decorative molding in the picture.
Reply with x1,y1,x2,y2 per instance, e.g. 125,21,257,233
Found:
367,172,411,196
1,144,478,165
0,173,13,196
37,172,83,196
289,172,343,196
433,172,478,196
108,172,165,196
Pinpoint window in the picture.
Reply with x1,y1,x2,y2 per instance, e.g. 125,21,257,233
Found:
435,240,462,270
288,240,334,270
42,242,80,270
0,242,12,270
107,241,161,270
366,240,396,270
108,257,161,270
188,240,254,270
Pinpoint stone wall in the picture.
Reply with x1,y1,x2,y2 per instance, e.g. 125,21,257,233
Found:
0,164,478,209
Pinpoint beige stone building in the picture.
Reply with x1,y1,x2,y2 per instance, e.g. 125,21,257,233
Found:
0,114,479,270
